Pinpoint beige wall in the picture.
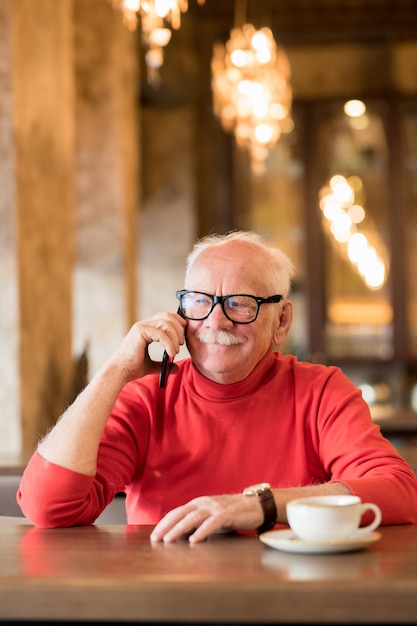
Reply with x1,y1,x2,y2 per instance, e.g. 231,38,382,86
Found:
0,0,20,454
72,0,140,375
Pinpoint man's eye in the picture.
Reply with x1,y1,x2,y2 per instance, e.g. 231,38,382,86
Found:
190,297,210,308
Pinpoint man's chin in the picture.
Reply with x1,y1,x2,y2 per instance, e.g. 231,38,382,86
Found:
194,355,250,385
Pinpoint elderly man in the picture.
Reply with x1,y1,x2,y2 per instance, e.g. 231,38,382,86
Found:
18,231,417,541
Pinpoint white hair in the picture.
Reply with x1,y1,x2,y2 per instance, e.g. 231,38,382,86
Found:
185,230,295,298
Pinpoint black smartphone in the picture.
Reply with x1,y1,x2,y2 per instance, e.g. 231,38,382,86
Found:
159,306,182,388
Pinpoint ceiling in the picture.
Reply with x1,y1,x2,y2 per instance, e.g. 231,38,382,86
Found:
141,0,417,104
188,0,417,44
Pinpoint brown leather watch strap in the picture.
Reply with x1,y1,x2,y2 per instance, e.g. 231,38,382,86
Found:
256,487,277,534
243,483,277,534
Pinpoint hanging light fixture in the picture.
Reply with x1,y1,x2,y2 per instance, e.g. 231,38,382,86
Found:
211,15,293,175
109,1,205,86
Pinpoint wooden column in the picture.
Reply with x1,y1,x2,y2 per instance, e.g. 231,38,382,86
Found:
10,0,74,453
0,0,139,455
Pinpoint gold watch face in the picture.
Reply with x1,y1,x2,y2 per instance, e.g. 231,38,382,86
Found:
244,482,271,496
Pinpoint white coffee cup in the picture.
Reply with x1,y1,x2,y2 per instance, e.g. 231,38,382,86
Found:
286,494,382,542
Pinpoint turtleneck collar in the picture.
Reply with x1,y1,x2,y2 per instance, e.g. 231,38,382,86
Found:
184,349,280,401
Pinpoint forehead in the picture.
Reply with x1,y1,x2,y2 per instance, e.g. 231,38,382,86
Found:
186,241,273,293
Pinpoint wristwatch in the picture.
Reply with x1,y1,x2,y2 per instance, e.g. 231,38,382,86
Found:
243,482,277,534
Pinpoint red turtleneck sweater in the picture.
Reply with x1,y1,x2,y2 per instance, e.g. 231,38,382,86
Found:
17,351,417,527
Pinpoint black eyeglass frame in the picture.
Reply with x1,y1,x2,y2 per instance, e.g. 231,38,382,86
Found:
175,290,283,324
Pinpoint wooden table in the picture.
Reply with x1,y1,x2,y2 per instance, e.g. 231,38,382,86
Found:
1,524,417,624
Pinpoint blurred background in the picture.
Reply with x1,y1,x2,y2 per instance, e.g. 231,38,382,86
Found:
1,0,417,458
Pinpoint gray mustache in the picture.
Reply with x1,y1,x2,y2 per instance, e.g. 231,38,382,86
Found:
196,331,246,346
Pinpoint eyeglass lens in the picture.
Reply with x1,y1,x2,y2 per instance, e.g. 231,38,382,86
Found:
179,292,260,323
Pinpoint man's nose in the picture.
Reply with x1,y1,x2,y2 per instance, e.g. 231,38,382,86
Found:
205,301,233,325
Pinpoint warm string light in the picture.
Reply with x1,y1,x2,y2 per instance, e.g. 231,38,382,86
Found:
211,22,293,175
319,174,388,290
109,0,205,86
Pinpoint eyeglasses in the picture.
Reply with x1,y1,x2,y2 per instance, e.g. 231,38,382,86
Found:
159,292,283,388
176,290,283,325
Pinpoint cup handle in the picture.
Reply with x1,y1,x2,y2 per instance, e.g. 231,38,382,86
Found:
355,502,382,537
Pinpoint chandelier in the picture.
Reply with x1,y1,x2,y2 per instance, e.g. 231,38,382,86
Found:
109,1,205,86
211,22,293,175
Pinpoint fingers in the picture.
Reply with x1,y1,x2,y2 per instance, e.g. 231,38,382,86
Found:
147,311,187,356
109,312,187,384
150,504,207,543
150,494,260,544
129,312,186,360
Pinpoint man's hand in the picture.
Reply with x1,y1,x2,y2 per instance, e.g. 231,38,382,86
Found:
109,311,187,385
150,494,264,543
149,483,354,543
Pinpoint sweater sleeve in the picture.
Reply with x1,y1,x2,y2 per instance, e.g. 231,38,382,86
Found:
312,366,417,524
17,452,96,527
17,379,149,528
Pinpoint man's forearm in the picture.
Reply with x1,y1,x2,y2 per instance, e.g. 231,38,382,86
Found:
37,361,127,476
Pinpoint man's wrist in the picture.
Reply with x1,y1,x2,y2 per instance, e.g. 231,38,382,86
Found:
243,483,277,534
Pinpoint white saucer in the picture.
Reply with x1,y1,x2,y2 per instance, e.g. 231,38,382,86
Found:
259,529,382,554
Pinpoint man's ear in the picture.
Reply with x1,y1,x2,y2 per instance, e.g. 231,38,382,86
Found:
272,301,293,346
